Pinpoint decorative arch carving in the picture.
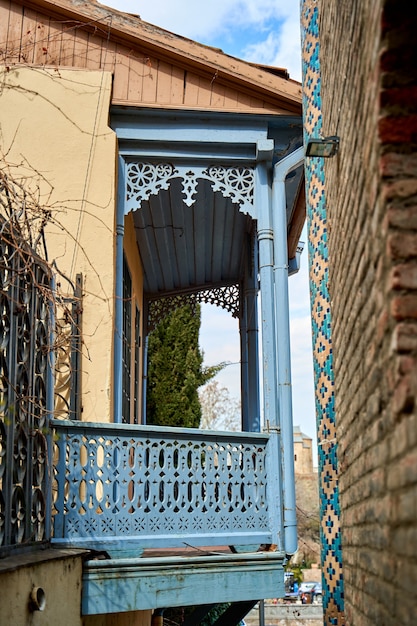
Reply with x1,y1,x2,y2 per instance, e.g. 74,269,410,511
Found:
126,162,255,217
147,284,240,332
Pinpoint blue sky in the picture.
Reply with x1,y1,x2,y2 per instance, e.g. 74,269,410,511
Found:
104,0,316,452
105,0,302,81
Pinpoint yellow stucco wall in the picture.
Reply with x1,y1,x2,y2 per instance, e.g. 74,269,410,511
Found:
0,66,117,422
0,550,151,626
0,551,84,626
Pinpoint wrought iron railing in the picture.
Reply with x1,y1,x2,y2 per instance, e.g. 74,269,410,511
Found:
0,227,81,553
0,235,52,552
51,420,277,552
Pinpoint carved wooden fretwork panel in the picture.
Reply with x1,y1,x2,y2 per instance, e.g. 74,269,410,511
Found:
52,422,271,548
147,284,240,332
126,162,255,216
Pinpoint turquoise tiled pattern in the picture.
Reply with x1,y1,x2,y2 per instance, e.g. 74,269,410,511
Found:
300,1,345,623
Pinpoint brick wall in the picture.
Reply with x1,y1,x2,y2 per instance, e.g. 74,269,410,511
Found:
318,1,417,624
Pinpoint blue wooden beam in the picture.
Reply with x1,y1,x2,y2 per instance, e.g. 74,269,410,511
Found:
82,552,285,614
112,115,269,145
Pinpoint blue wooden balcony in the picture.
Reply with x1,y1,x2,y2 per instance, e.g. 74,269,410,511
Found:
51,419,283,554
50,419,286,614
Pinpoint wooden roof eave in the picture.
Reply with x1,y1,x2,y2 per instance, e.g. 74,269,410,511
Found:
18,0,302,114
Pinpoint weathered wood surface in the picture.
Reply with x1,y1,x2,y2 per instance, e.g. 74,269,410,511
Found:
0,0,302,113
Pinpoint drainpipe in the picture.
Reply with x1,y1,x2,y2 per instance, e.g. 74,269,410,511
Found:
272,146,304,555
246,283,260,432
114,155,125,424
256,161,278,434
240,289,250,431
257,158,284,548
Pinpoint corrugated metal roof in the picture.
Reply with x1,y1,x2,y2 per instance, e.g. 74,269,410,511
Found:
132,177,253,296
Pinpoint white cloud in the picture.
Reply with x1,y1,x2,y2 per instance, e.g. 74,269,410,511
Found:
104,0,294,35
101,0,301,79
242,13,302,81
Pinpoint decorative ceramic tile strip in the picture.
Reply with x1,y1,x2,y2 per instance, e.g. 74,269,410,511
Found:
301,1,345,623
52,421,272,550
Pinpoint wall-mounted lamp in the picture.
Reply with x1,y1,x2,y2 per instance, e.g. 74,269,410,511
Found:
306,136,340,158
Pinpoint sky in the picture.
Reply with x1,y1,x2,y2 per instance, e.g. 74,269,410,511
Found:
103,0,316,451
105,0,302,81
199,232,316,456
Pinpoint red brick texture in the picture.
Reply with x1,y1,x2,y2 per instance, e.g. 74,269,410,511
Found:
318,1,417,624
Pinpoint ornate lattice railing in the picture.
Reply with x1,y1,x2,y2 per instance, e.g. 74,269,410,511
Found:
51,421,276,553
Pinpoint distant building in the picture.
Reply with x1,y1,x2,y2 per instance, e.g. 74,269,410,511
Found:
293,426,315,474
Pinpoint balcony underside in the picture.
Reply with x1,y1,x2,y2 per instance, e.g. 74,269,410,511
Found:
82,550,285,615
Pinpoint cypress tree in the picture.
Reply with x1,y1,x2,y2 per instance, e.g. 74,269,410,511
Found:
146,304,222,428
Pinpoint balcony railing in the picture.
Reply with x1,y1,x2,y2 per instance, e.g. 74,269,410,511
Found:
0,232,52,554
51,420,280,555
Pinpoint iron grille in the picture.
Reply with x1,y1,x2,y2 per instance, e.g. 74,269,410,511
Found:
0,234,52,552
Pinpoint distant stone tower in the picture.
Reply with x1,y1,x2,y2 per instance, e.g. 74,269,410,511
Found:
293,426,314,475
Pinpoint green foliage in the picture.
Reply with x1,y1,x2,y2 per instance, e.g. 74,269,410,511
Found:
162,603,246,626
146,304,220,428
200,603,230,625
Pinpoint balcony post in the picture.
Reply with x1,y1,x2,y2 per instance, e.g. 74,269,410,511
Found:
241,241,260,432
240,285,250,431
246,246,260,432
141,299,149,424
114,155,126,423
